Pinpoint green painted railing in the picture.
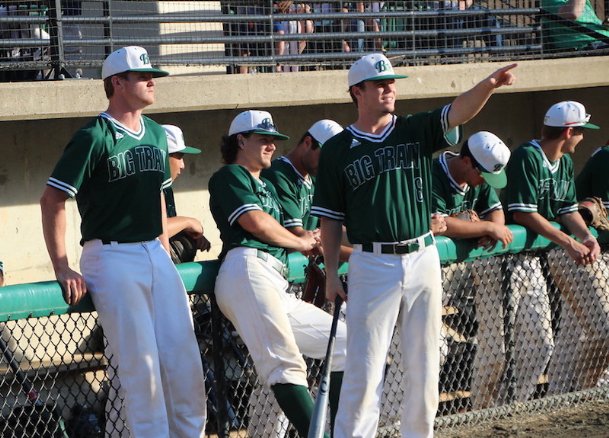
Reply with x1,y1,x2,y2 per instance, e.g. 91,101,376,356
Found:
0,223,602,323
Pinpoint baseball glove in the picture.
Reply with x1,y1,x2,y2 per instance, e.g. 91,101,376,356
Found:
451,209,480,222
578,197,609,231
302,258,326,308
169,231,198,264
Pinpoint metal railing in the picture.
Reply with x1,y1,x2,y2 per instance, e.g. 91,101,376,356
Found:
0,0,608,80
1,224,609,437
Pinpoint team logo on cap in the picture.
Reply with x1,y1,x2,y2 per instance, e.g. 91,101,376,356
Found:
257,118,277,132
375,60,388,73
139,53,150,65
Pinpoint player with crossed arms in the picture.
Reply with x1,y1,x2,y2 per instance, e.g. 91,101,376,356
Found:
313,53,516,437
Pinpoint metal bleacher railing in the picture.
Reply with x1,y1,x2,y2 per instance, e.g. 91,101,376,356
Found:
1,0,609,81
1,224,609,437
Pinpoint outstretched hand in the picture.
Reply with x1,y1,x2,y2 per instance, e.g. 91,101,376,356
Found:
488,63,517,89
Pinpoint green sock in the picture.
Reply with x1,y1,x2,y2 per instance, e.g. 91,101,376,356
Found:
329,371,344,437
271,383,330,438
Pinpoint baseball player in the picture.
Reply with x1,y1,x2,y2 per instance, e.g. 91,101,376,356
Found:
504,100,602,400
208,110,347,438
431,131,512,409
0,261,3,287
163,124,211,260
312,52,516,437
245,119,345,437
39,46,206,438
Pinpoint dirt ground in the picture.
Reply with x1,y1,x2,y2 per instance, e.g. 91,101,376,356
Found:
436,398,609,438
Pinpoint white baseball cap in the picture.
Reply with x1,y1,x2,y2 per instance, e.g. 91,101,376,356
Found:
308,120,343,147
544,101,599,130
348,53,408,87
467,131,511,189
101,46,169,80
229,110,289,140
163,125,201,155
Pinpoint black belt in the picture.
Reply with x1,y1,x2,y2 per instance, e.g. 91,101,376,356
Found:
256,250,288,278
361,233,435,255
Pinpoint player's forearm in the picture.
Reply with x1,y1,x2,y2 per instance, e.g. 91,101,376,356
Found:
167,216,202,239
320,218,343,276
512,211,574,249
443,217,496,240
40,188,70,274
448,80,495,128
486,208,506,225
559,211,594,241
239,211,308,250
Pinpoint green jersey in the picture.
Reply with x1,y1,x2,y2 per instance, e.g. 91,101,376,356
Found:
209,164,287,264
431,151,502,218
261,156,318,231
576,146,609,209
313,106,461,243
47,113,171,244
542,0,609,50
505,140,578,222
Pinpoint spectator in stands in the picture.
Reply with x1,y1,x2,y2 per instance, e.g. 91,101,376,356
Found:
274,1,314,72
504,100,601,401
432,131,513,409
542,0,609,50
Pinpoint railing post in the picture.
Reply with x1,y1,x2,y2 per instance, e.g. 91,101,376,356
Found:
47,0,66,79
210,293,230,437
103,1,113,57
502,256,516,404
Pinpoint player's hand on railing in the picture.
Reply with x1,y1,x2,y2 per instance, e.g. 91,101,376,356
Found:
487,223,513,248
565,238,591,265
581,235,600,265
56,267,87,305
325,272,347,302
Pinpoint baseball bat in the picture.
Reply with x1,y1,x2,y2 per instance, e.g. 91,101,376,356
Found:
308,295,343,438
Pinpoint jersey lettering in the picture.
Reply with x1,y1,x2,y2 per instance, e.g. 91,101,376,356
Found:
539,178,571,201
108,145,166,182
344,142,421,190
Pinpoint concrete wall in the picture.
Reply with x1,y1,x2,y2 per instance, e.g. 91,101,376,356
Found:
1,57,609,284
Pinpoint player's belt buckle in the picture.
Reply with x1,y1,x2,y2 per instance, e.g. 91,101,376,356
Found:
256,250,288,278
390,242,418,255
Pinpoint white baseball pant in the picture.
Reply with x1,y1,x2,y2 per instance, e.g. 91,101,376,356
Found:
334,244,442,438
81,239,206,438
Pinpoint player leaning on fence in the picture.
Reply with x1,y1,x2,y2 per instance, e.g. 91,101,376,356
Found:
431,131,513,410
312,53,516,438
39,46,207,438
504,100,607,399
208,110,347,438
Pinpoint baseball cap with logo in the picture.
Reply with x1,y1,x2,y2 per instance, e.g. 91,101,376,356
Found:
348,53,408,87
229,110,289,140
102,46,169,80
467,131,511,189
163,125,201,155
543,101,600,130
308,120,343,147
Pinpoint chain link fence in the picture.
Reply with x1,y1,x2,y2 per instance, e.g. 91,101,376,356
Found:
1,0,608,80
1,235,609,437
